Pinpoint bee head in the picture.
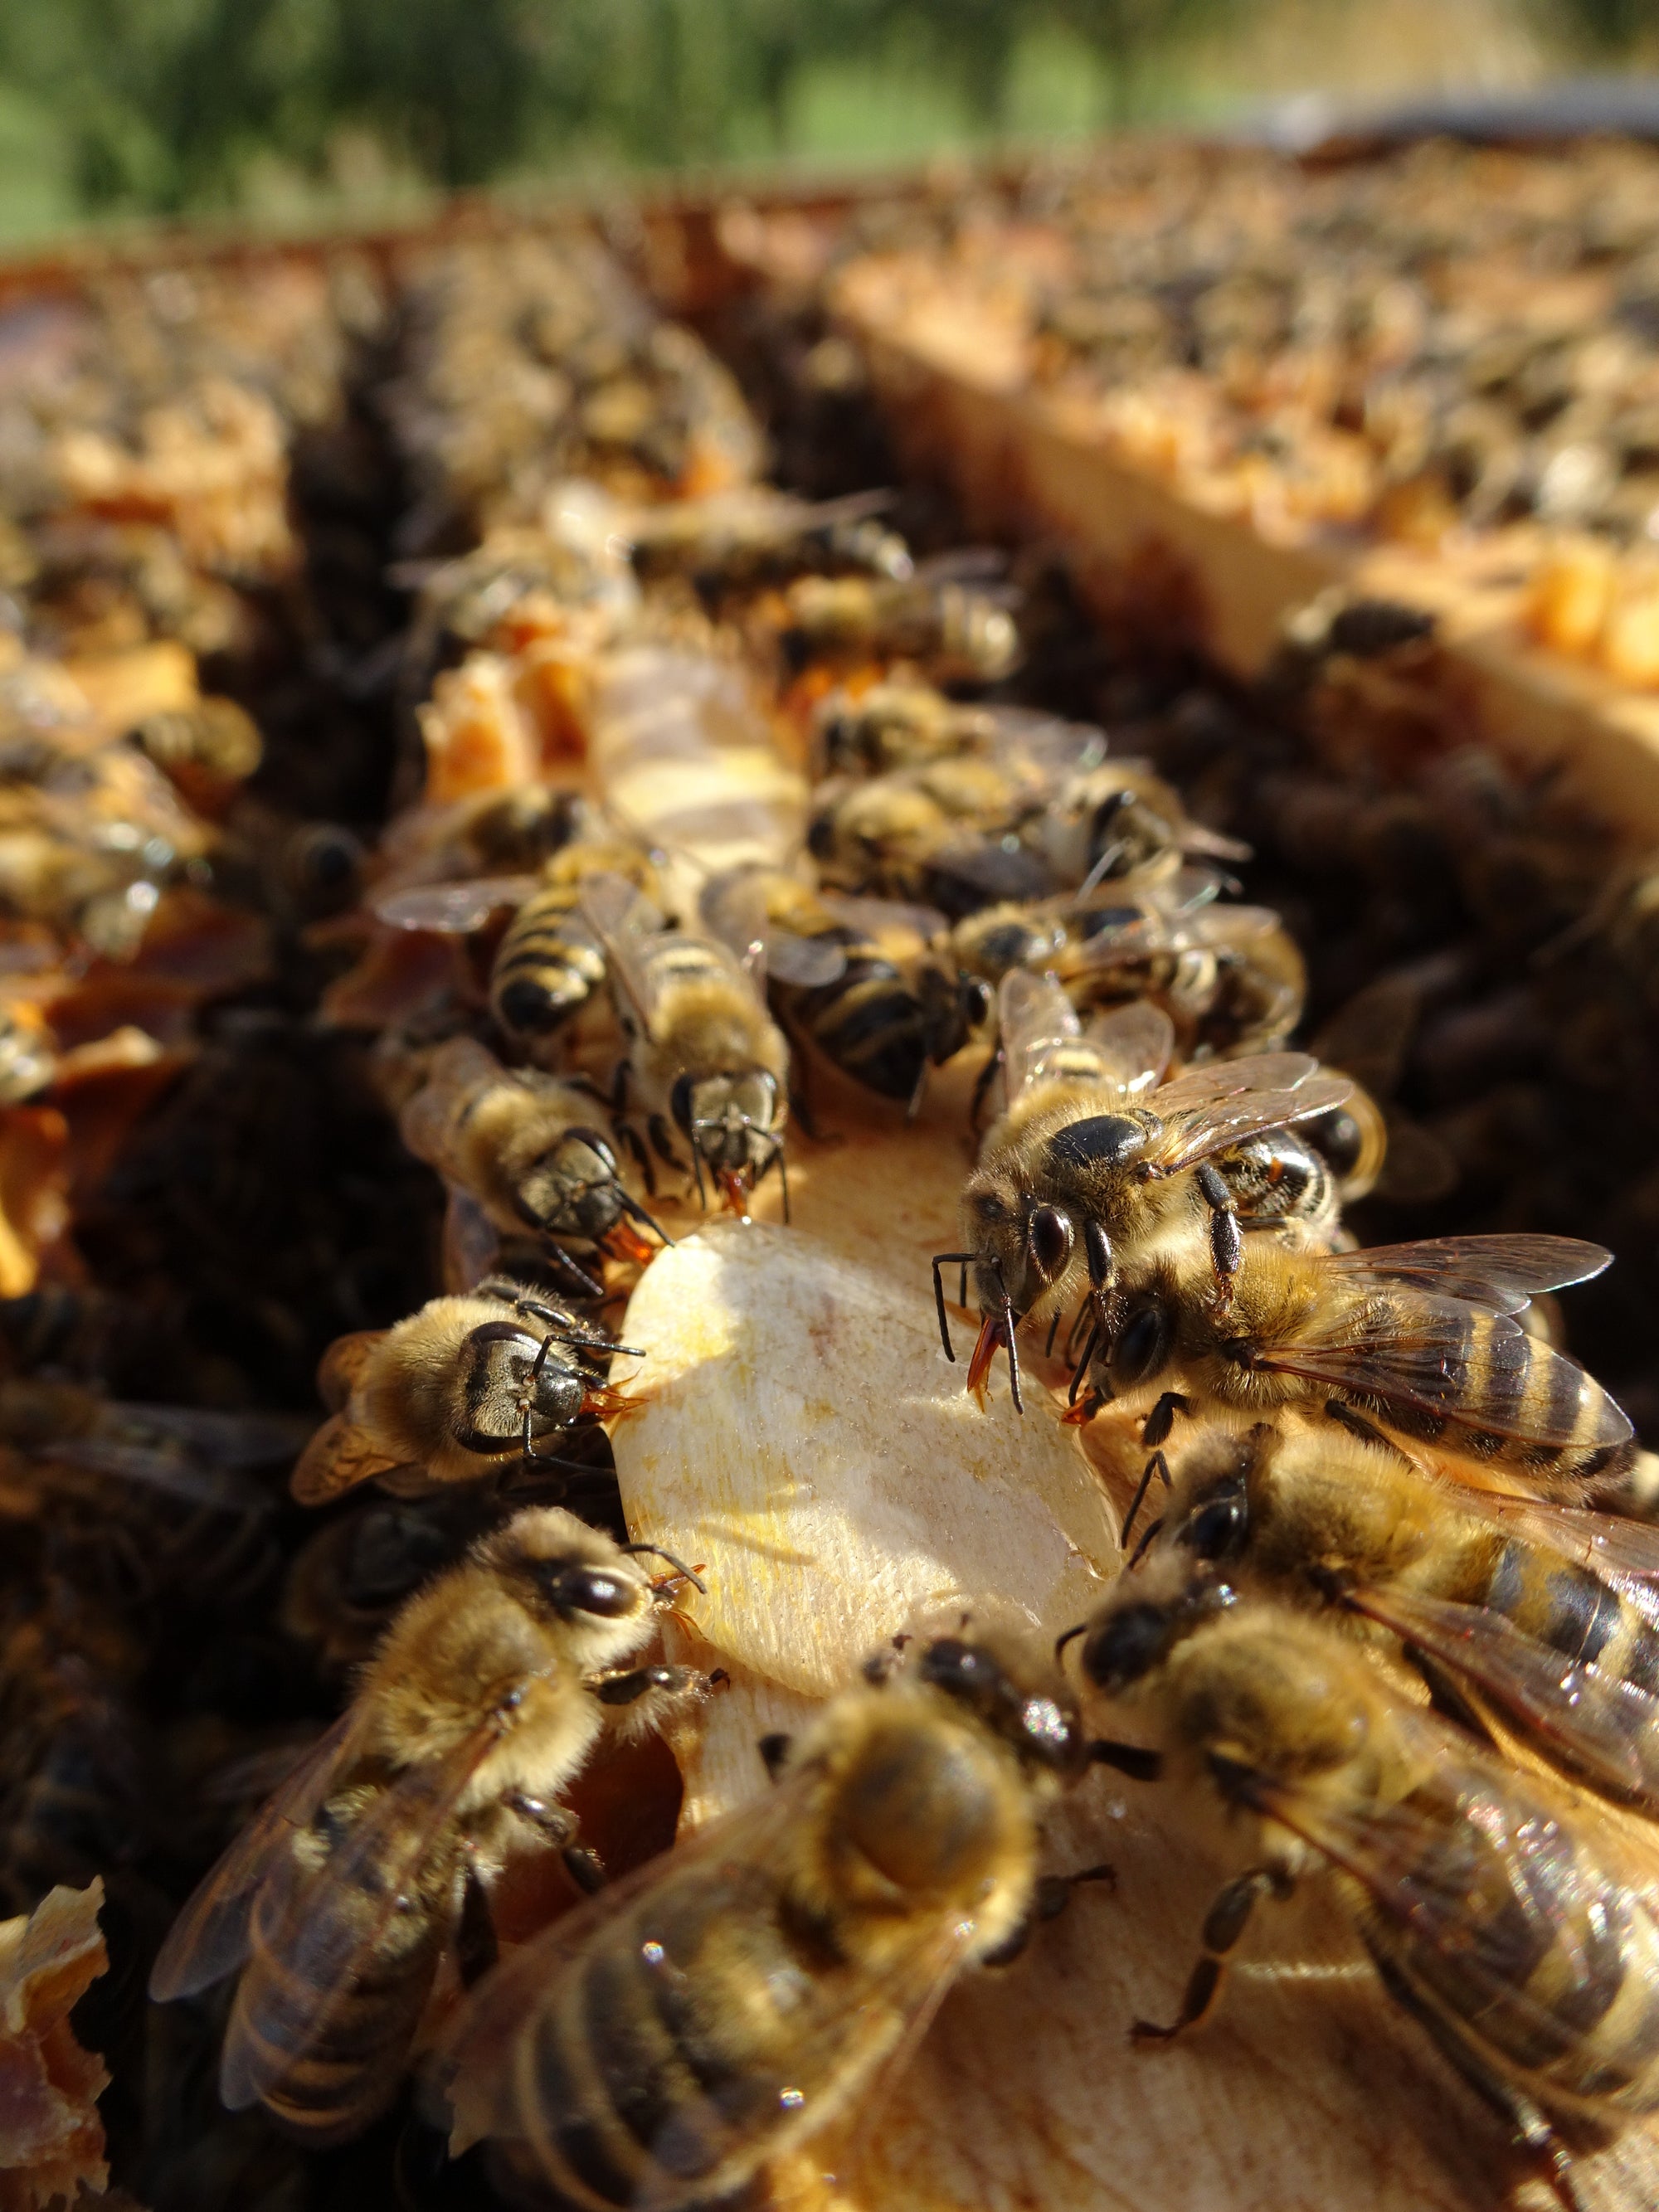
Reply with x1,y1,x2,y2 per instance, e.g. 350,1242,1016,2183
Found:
916,1626,1086,1778
1165,1425,1272,1568
517,1128,625,1242
482,1509,654,1654
673,1070,784,1206
1073,1555,1230,1698
961,1174,1075,1325
454,1320,593,1455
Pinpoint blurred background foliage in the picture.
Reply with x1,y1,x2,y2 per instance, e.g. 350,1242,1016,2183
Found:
0,0,1653,243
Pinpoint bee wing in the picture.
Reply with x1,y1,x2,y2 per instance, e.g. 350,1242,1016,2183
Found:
219,1719,499,2114
431,1767,979,2185
96,1403,309,1468
1146,1057,1355,1171
1310,971,1422,1096
1249,1721,1657,2013
699,871,846,992
818,890,949,950
316,1330,386,1414
289,1412,411,1506
580,870,670,1024
997,967,1081,1101
1179,822,1253,863
443,1188,501,1295
1321,1234,1613,1315
1344,1585,1659,1811
148,1708,365,2001
1449,1486,1659,1597
51,1436,271,1514
374,876,539,934
1082,1002,1174,1095
1262,1294,1634,1449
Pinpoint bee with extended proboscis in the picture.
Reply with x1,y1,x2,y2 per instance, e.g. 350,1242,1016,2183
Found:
148,1507,712,2144
934,969,1354,1410
699,863,985,1112
1066,1563,1659,2205
581,869,792,1217
426,1616,1107,2210
397,1035,669,1295
1133,1416,1659,1814
1087,1232,1633,1505
289,1279,642,1505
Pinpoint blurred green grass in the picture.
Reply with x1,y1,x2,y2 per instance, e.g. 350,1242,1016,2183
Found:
0,0,1652,250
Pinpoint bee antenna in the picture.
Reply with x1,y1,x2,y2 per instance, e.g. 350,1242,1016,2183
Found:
620,1542,707,1594
1053,1621,1087,1664
619,1191,674,1247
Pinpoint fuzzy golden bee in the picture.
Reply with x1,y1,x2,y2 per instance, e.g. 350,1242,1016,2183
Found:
289,1280,640,1504
1068,1568,1659,2201
935,969,1352,1409
1087,1232,1633,1501
398,1035,668,1293
1136,1417,1659,1813
429,1618,1101,2209
148,1508,709,2143
581,870,792,1215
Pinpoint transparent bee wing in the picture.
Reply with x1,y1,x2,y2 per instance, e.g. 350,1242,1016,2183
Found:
432,1763,978,2201
1179,822,1253,863
149,1708,366,2001
1310,972,1423,1097
95,1403,308,1467
219,1718,499,2113
1083,1002,1175,1095
51,1436,273,1514
1184,904,1289,949
444,1189,502,1294
315,1330,385,1414
1344,1584,1659,1811
581,870,670,1024
817,890,950,949
1146,1059,1355,1173
1449,1487,1659,1601
1321,1234,1613,1315
1262,1293,1634,1449
909,547,1009,586
289,1412,408,1506
1249,1717,1659,2016
1374,1111,1459,1206
374,876,539,934
699,871,846,992
981,708,1107,780
998,968,1082,1103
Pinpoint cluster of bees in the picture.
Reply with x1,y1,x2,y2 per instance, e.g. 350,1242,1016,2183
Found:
818,133,1659,687
4,200,1659,2212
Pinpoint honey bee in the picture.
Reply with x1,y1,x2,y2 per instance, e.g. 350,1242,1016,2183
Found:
1068,1569,1659,2199
626,485,912,595
934,969,1352,1409
398,1036,667,1295
807,764,1051,916
131,698,262,807
700,865,983,1111
428,1618,1099,2208
1088,1232,1632,1501
289,1280,642,1505
1137,1417,1659,1814
375,832,663,1053
814,677,1003,776
780,559,1022,685
148,1507,710,2144
1034,758,1251,896
581,871,791,1216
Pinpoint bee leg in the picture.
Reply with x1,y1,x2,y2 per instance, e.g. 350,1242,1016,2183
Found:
1121,1449,1172,1545
930,1252,977,1364
1365,1943,1584,2211
1068,1317,1100,1406
1087,1738,1163,1782
1131,1866,1291,2044
1321,1399,1417,1466
506,1790,577,1848
455,1864,499,1989
648,1114,690,1177
562,1846,609,1896
980,1864,1118,1968
757,1732,793,1783
1194,1164,1243,1298
968,1045,1002,1135
1141,1393,1190,1448
614,1119,658,1197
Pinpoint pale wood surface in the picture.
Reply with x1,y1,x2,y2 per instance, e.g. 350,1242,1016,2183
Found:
611,1091,1659,2212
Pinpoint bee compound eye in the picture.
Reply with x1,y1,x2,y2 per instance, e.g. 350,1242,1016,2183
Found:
1181,1493,1247,1563
1081,1602,1170,1693
1027,1204,1073,1279
1112,1303,1170,1389
669,1073,697,1134
547,1564,636,1619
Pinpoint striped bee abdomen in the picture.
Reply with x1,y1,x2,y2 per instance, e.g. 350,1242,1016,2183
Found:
491,892,606,1039
786,937,931,1101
